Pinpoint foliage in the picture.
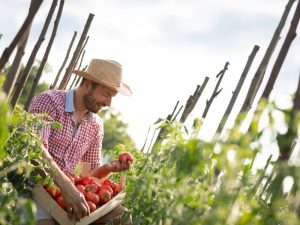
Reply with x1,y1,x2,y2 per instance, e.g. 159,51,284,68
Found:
0,92,54,225
124,99,300,225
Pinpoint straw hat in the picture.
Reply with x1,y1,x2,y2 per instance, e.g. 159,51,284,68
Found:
73,59,132,96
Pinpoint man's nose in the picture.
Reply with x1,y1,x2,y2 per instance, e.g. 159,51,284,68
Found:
104,97,112,107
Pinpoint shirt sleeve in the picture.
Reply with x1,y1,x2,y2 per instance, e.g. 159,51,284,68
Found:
28,93,56,149
81,121,103,169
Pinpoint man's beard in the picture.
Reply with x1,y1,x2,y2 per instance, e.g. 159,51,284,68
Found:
83,90,101,113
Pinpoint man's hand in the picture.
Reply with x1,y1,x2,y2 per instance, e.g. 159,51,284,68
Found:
110,157,131,173
59,178,90,221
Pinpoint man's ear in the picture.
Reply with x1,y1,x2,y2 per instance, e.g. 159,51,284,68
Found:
83,79,92,90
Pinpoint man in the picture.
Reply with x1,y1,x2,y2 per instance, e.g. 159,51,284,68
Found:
29,59,132,225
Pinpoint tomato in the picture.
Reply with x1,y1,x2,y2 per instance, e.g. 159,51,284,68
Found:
76,184,85,193
44,184,61,198
114,184,122,196
118,152,134,163
85,191,100,205
56,196,67,210
102,179,117,191
85,183,98,193
86,201,97,212
79,176,92,186
88,177,100,186
73,174,81,184
99,185,113,196
98,189,111,203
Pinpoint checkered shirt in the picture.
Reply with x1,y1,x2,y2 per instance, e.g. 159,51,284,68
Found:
29,89,103,173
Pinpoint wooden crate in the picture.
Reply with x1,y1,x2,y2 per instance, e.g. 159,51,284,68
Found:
32,185,125,225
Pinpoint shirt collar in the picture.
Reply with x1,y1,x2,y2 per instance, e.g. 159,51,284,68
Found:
65,89,94,121
65,90,75,112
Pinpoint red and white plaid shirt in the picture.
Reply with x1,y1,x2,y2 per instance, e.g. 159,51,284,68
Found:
29,89,103,173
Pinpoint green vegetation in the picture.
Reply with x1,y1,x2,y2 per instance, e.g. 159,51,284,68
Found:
123,99,300,225
0,93,54,225
0,88,299,224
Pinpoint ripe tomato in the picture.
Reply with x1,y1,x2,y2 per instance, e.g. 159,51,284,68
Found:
102,179,117,191
98,189,111,203
86,201,97,212
118,152,134,163
79,176,92,186
56,196,67,210
85,191,100,205
99,185,113,196
114,184,123,196
85,183,98,193
43,184,61,198
76,184,85,193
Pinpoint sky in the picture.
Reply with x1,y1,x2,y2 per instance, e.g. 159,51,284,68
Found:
0,0,300,151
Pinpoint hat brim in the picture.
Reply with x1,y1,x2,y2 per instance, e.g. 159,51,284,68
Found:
72,70,132,96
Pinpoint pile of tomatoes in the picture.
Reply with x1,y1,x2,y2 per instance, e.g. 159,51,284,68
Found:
43,152,133,213
43,175,122,213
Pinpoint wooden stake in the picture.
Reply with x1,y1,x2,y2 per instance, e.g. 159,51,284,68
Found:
3,24,32,99
0,0,43,73
262,0,300,99
50,31,77,89
202,62,229,118
240,0,296,113
180,76,209,123
216,45,260,135
58,13,94,90
10,0,58,109
25,0,65,111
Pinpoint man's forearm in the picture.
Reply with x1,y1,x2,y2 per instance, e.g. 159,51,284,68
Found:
41,146,73,187
89,163,114,179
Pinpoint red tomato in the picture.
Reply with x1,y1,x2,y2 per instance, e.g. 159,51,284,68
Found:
85,191,100,205
118,152,134,163
86,201,97,212
114,184,123,196
99,185,113,196
79,176,92,186
56,196,67,210
73,174,81,184
102,179,117,191
44,184,61,198
85,183,98,193
76,184,85,193
98,189,111,203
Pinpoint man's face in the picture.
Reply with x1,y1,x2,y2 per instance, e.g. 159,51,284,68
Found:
83,82,118,113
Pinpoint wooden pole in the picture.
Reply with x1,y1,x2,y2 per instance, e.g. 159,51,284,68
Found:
216,45,260,135
2,24,32,99
262,0,300,99
10,0,58,108
24,0,65,111
0,0,43,73
50,31,77,89
66,36,89,88
239,0,296,113
180,77,209,123
202,62,229,118
58,13,94,90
